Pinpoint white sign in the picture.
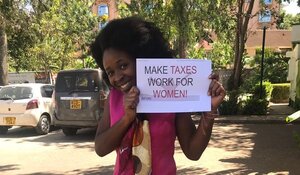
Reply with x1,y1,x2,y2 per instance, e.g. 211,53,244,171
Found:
136,58,211,113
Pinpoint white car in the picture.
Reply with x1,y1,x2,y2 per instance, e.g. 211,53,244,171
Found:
0,83,54,135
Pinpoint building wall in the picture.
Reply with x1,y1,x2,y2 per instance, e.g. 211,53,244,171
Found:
245,0,290,56
92,0,131,29
287,46,298,101
92,0,118,20
245,30,292,56
287,25,300,106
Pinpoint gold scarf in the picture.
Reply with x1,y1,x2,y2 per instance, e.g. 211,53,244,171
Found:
132,119,152,174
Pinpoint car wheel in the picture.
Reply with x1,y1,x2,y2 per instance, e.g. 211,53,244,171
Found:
0,126,9,134
36,115,50,135
62,128,78,136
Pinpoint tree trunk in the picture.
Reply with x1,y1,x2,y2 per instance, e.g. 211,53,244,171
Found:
174,0,188,58
232,0,255,90
229,0,255,114
0,25,8,86
232,0,243,90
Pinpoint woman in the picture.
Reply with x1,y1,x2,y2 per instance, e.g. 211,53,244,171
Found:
91,16,226,175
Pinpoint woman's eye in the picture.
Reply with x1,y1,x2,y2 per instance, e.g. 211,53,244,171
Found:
106,71,113,77
120,64,127,70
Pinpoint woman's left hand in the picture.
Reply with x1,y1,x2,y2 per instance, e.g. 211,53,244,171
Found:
208,73,226,112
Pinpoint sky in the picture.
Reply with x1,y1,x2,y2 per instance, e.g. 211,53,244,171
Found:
282,0,300,15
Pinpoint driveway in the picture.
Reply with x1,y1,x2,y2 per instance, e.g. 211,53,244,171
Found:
0,123,300,174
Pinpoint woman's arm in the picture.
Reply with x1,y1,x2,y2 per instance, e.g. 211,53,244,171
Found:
94,87,139,157
175,112,215,160
176,75,225,160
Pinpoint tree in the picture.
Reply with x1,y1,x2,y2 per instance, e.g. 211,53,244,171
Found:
0,18,7,85
0,0,32,84
6,4,36,72
229,0,255,91
28,0,98,71
254,49,289,83
281,0,300,6
117,0,236,60
0,0,24,85
0,0,98,81
277,12,300,29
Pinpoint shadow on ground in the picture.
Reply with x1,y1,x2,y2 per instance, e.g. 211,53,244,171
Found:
0,127,96,150
209,123,300,174
18,165,114,175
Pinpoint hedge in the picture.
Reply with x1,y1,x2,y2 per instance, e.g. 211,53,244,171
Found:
270,83,290,103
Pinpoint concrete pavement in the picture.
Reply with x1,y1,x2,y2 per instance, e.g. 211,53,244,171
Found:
193,103,300,124
1,102,299,175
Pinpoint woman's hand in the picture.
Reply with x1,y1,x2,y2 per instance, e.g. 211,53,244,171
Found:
123,86,140,123
208,73,226,112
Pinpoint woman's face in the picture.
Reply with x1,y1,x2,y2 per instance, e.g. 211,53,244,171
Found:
103,48,136,93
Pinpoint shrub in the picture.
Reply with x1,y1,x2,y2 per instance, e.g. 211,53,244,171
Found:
252,81,273,100
240,81,271,115
270,83,290,103
254,48,289,83
241,98,269,115
219,81,271,115
219,90,240,115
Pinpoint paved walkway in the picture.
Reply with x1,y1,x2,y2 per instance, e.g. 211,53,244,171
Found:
193,103,300,124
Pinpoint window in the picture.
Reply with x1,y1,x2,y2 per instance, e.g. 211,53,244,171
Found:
56,71,100,92
41,85,54,98
98,4,109,29
98,4,108,17
0,87,32,100
259,10,271,23
264,0,272,5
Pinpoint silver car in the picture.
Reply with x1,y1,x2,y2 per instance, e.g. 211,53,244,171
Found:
0,83,54,135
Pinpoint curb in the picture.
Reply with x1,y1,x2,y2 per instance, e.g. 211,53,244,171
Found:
192,115,300,124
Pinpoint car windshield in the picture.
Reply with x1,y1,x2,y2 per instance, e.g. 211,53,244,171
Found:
0,86,33,100
55,71,100,92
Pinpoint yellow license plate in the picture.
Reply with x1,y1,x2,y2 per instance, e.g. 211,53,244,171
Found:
4,117,16,125
70,99,82,109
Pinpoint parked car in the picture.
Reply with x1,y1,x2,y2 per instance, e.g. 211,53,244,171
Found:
53,69,108,136
0,83,54,135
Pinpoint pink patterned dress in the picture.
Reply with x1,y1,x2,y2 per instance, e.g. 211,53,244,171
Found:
109,88,176,175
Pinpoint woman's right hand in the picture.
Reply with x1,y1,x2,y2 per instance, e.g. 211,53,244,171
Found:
123,86,140,123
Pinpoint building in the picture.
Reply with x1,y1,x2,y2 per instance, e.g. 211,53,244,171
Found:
91,0,130,29
287,25,300,108
245,0,292,56
91,0,118,21
91,0,292,58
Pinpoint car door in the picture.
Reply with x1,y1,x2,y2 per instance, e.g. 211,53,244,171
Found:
40,85,54,115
